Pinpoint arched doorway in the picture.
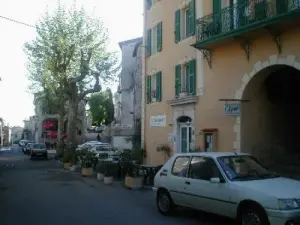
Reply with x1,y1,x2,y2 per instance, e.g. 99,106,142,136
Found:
177,116,193,153
241,64,300,174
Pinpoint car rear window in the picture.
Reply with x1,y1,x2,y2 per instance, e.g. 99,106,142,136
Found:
172,156,190,177
33,144,46,149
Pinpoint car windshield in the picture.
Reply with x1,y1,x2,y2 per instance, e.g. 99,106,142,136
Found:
217,155,279,181
33,144,46,149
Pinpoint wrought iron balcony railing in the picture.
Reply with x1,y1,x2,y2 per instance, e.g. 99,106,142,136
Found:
195,0,300,47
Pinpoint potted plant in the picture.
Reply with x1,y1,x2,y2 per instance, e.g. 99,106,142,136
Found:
63,151,73,170
156,144,171,162
96,161,106,181
104,162,117,185
125,163,143,189
78,151,96,177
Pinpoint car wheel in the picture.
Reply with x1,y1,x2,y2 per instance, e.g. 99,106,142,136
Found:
238,203,269,225
156,189,175,216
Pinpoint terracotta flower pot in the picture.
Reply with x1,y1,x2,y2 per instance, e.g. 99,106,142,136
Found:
81,167,93,177
63,162,71,170
125,176,143,189
97,173,104,181
104,176,113,185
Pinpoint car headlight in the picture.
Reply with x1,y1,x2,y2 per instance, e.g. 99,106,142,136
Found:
278,199,300,210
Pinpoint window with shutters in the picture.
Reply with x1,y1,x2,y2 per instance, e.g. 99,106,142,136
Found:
146,72,162,103
147,22,163,57
174,0,195,43
146,0,161,10
175,59,196,97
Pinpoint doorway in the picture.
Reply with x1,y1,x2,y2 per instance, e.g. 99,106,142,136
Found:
177,116,193,153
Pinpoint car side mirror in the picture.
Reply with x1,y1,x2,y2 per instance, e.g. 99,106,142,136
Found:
210,177,221,183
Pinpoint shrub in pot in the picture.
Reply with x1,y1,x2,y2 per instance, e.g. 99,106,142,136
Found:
104,162,117,185
96,161,106,181
78,151,97,177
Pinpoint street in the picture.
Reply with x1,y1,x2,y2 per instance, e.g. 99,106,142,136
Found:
0,146,231,225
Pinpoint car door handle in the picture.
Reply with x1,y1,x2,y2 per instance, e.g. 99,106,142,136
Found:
185,181,190,185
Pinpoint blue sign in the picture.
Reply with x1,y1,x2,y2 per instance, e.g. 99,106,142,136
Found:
224,103,240,116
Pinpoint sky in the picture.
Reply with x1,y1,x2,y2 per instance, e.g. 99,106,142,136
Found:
0,0,143,127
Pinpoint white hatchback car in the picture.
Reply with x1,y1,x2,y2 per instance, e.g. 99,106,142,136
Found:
153,152,300,225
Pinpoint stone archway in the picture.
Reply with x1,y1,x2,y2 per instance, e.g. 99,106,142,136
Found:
233,54,300,153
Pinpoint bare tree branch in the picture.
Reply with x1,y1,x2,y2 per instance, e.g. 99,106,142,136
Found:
79,72,101,100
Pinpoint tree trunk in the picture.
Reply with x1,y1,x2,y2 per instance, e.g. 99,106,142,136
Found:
57,89,65,157
66,80,79,162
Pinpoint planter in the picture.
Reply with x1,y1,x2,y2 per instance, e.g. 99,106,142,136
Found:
69,165,76,172
63,162,71,170
81,167,93,177
97,173,104,181
125,176,143,189
104,176,113,185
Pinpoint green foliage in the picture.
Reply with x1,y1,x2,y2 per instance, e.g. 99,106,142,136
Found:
95,161,107,173
88,88,115,125
104,162,118,177
76,149,98,168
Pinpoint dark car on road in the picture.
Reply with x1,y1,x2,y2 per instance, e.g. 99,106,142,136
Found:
30,143,47,160
24,142,35,155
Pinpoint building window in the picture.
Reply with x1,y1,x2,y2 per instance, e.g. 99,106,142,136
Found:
174,0,195,43
175,59,196,97
147,22,163,56
147,0,161,10
146,71,162,104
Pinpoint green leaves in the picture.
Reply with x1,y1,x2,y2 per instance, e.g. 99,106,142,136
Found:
88,88,114,126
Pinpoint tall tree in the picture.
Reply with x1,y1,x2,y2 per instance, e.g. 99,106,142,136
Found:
88,92,108,125
24,1,118,159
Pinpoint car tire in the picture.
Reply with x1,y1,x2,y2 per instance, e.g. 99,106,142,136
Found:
156,189,175,216
238,203,269,225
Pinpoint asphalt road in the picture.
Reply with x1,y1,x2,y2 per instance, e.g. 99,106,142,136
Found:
0,146,231,225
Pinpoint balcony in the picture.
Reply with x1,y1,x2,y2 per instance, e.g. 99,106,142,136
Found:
193,0,300,67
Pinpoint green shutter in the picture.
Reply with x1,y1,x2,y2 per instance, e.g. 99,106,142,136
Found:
188,0,196,36
156,72,162,101
157,22,162,52
146,76,152,103
175,9,181,43
175,65,181,97
188,59,196,95
237,0,247,26
213,0,222,29
147,0,152,10
276,0,288,14
147,29,152,56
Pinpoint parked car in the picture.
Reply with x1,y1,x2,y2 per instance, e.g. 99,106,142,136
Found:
30,143,48,160
153,152,300,225
76,141,103,151
19,140,30,150
24,142,35,155
90,144,120,161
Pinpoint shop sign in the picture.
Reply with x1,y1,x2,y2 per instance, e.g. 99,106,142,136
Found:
150,114,166,127
224,103,240,116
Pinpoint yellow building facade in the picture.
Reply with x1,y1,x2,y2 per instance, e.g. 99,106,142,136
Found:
142,0,300,170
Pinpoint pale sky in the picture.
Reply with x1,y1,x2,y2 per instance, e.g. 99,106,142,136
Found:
0,0,143,127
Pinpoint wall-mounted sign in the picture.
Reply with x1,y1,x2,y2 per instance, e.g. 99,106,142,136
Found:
224,103,240,116
168,133,176,142
150,114,166,127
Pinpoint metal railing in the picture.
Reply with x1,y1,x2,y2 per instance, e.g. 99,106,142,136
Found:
196,0,300,43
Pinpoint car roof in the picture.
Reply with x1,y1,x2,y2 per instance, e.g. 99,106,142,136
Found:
174,152,250,158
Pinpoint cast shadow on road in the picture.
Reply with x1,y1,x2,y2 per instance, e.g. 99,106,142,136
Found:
168,207,233,225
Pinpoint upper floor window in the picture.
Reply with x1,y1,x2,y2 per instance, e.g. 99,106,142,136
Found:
175,0,195,43
146,71,162,104
147,0,161,10
147,22,163,56
175,59,196,97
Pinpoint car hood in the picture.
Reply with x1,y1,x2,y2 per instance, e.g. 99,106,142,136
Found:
234,177,300,198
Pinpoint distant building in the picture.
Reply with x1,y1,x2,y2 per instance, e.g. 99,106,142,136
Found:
11,126,23,144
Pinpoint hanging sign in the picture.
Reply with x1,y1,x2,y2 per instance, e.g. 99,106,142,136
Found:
224,103,240,116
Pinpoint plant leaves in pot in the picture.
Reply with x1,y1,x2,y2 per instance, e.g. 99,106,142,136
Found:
104,162,117,185
96,161,106,181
